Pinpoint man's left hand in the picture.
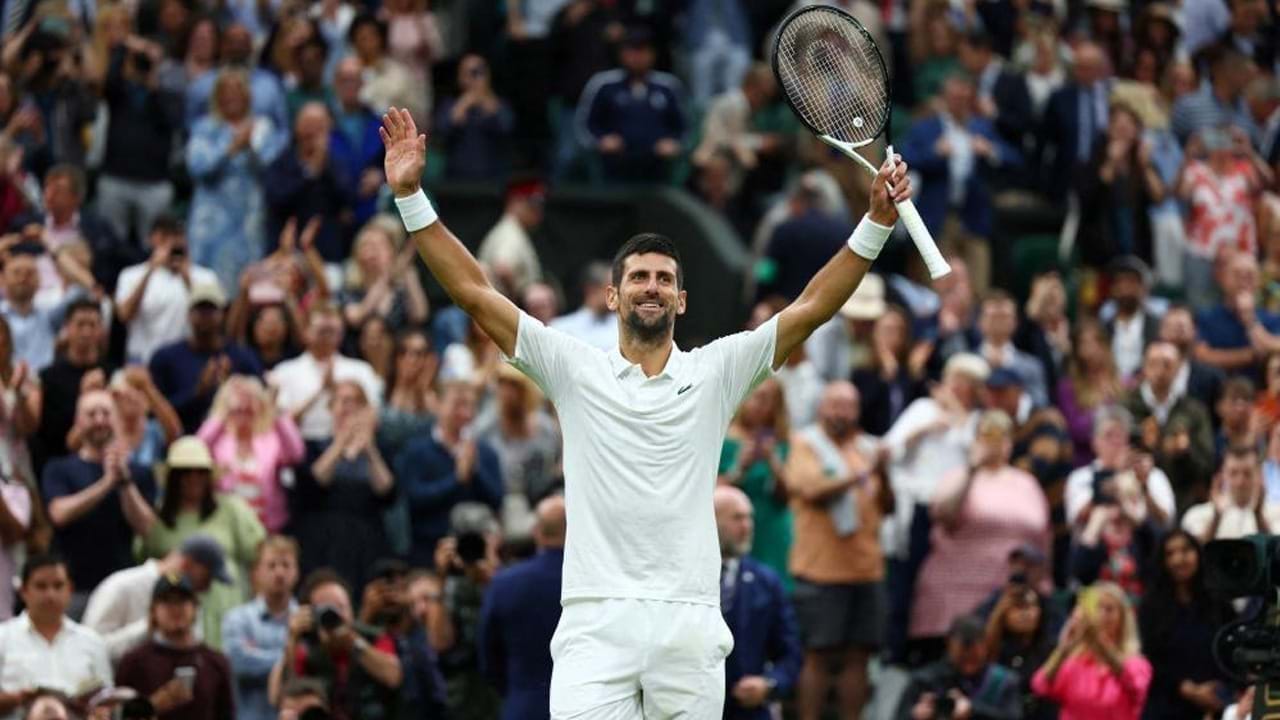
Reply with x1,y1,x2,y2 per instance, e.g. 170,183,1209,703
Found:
868,154,911,226
731,676,770,708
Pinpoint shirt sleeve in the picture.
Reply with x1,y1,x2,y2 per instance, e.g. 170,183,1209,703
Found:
704,315,779,421
1181,504,1212,537
504,311,587,401
1147,469,1177,524
1064,467,1094,526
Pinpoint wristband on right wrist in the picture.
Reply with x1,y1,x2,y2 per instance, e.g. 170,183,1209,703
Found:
846,214,892,261
394,189,439,233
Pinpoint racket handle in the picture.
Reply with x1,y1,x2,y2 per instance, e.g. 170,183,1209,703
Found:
894,199,950,280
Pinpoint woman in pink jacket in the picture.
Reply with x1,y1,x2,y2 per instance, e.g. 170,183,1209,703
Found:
1032,582,1153,720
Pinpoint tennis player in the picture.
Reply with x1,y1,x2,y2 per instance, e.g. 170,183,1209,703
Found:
381,107,911,718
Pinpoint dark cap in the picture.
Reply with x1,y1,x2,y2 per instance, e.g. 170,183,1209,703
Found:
947,614,988,645
1107,255,1152,286
180,534,232,584
986,367,1024,389
621,25,653,48
152,572,197,602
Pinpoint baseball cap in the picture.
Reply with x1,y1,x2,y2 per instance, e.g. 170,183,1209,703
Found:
986,367,1024,389
166,436,214,472
188,283,227,310
180,534,232,584
839,273,887,321
152,572,198,602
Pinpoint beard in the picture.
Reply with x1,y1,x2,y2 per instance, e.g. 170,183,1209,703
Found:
822,417,854,441
624,298,675,343
84,426,113,449
1115,295,1140,315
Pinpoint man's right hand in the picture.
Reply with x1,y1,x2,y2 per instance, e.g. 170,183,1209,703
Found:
288,605,315,641
380,107,426,197
150,678,194,713
911,692,937,720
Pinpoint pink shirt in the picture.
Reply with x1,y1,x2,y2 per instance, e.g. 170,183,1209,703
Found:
1032,653,1152,720
909,465,1051,638
197,415,305,533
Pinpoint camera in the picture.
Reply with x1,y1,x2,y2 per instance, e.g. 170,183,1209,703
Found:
934,692,957,718
1205,535,1280,599
1207,536,1280,720
316,604,344,632
455,530,487,566
1092,469,1117,506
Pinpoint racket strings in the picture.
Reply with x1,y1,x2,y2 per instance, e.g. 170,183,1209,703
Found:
775,12,889,145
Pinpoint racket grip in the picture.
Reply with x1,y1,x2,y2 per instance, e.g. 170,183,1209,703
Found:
894,199,951,279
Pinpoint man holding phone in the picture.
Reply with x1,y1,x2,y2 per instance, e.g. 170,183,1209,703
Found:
115,574,235,720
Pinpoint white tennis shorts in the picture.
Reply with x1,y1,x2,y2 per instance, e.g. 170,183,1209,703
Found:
549,597,735,719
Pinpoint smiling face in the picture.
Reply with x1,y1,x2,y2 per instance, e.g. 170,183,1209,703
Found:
607,252,686,343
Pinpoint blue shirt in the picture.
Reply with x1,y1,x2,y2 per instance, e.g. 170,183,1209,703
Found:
222,596,295,720
1196,304,1280,349
1,289,83,371
149,340,263,433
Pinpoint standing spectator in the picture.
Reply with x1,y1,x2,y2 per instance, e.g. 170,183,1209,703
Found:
184,24,288,130
683,0,750,107
1070,469,1162,595
338,220,428,337
504,0,569,169
106,367,181,468
33,299,110,472
910,410,1051,662
900,74,1020,295
382,0,443,112
851,305,927,437
284,38,330,124
957,30,1034,159
1032,583,1152,720
477,179,546,298
1196,252,1280,377
198,377,306,534
244,303,303,372
185,70,289,293
1183,445,1280,541
759,182,855,303
269,305,384,442
355,559,448,718
1105,257,1161,381
550,262,616,351
785,381,888,720
349,14,428,126
0,555,112,719
114,217,221,365
115,573,235,720
1215,377,1261,460
1075,107,1167,267
975,291,1049,408
264,103,359,269
0,464,31,621
1138,530,1231,720
720,378,793,588
149,284,264,434
294,380,395,592
0,248,86,372
379,328,438,453
714,485,802,720
222,536,301,720
137,437,265,650
9,165,123,297
1038,43,1112,199
1065,406,1176,533
1171,48,1257,144
327,58,386,228
1020,273,1071,392
395,381,502,568
477,496,566,720
435,54,515,182
1159,305,1225,412
1058,319,1123,466
983,583,1058,720
577,27,687,183
41,391,157,615
690,64,780,179
0,314,40,486
894,615,1024,720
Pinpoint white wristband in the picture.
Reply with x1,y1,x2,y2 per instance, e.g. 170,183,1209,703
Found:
846,214,893,261
394,189,439,233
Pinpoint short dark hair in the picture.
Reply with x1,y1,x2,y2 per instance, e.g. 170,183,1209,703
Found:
610,233,683,289
347,12,387,48
45,164,85,199
301,567,351,604
1224,444,1260,465
63,297,102,326
1223,376,1257,401
21,552,66,586
150,213,185,237
948,614,987,645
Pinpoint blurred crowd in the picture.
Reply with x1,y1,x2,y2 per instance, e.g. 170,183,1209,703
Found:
0,0,1273,719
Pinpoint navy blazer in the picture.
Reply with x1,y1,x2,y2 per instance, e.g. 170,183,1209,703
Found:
723,557,803,720
898,114,1020,240
478,548,564,720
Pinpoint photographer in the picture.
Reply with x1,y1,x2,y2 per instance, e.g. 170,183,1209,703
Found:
895,615,1023,720
358,559,447,718
268,569,402,720
432,504,501,719
1069,468,1161,595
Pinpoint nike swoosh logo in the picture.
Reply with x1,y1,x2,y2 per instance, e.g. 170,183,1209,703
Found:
677,384,694,395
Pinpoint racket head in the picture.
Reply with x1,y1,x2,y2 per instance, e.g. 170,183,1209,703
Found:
771,5,891,146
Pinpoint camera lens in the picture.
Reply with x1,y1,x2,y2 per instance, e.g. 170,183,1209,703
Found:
317,605,344,631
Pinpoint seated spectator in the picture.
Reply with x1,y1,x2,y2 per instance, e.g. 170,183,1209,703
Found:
82,533,230,662
294,380,394,592
1170,47,1256,145
349,14,428,125
975,291,1049,408
713,486,802,720
719,378,792,587
435,54,515,182
1032,582,1152,720
910,410,1050,663
264,103,358,270
691,64,782,181
1158,305,1225,424
355,315,395,381
785,381,889,720
222,536,301,720
1184,445,1280,541
185,24,289,131
1216,377,1262,462
186,69,289,292
356,559,446,717
115,573,235,720
1105,257,1161,381
269,304,384,442
269,569,404,720
1138,529,1232,720
894,615,1023,720
1255,353,1280,427
477,179,546,298
0,463,32,621
1066,406,1176,532
478,496,566,720
550,262,617,352
982,582,1057,720
42,391,157,615
199,376,305,534
379,328,438,453
105,367,181,468
900,74,1020,295
577,27,686,183
337,220,428,338
1025,274,1072,389
395,381,501,568
852,305,928,436
33,299,111,471
1057,319,1123,466
149,284,264,434
0,554,112,716
432,504,501,716
115,216,221,365
137,437,266,650
284,37,329,123
0,247,87,372
1070,470,1161,595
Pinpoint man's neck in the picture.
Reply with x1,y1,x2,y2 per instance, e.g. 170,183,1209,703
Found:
438,424,462,446
1149,383,1172,403
160,631,196,648
498,410,529,436
29,613,62,641
309,349,335,363
66,345,98,367
79,443,107,463
619,332,674,378
263,592,291,615
190,335,224,354
4,295,32,314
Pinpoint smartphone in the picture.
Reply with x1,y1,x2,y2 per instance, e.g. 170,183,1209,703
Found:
174,666,196,692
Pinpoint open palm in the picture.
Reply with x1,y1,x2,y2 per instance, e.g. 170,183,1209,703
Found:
380,107,426,196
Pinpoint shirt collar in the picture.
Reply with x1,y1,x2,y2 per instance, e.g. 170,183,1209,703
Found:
254,596,297,621
608,344,686,381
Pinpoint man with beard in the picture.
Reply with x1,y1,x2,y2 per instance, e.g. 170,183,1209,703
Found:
1104,256,1161,381
40,391,157,618
380,107,913,718
358,559,447,719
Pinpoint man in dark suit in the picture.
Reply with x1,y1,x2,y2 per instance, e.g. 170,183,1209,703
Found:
1104,256,1162,381
477,496,566,720
957,29,1033,183
1160,304,1225,418
1037,42,1111,199
715,486,802,720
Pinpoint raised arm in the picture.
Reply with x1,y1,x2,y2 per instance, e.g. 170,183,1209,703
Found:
772,157,911,369
381,108,518,356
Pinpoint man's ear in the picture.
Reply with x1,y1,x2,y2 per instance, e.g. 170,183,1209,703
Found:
606,285,619,311
676,289,688,316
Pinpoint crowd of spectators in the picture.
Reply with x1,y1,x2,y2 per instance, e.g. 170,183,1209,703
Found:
0,0,1274,719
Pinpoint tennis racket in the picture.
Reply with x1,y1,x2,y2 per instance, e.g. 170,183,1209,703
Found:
772,5,951,279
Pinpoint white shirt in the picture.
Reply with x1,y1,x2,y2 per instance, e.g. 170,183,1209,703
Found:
268,353,384,441
1112,313,1146,380
114,262,220,364
507,312,777,606
0,613,112,718
81,560,158,663
1065,461,1177,528
478,214,543,293
1181,501,1280,540
550,307,619,353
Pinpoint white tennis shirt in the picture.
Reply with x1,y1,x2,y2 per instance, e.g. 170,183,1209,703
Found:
507,311,778,607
